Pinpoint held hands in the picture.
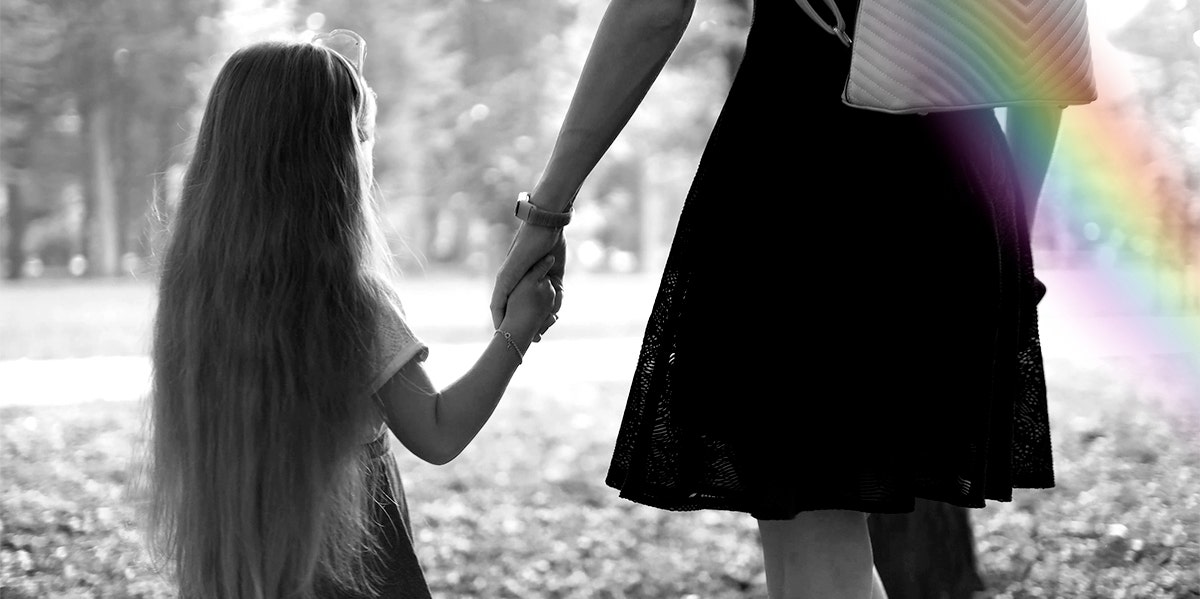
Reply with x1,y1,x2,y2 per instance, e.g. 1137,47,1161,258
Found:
498,254,560,345
491,224,566,342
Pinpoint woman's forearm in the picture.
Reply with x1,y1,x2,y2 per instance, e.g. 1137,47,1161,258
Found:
532,0,698,212
1004,106,1063,229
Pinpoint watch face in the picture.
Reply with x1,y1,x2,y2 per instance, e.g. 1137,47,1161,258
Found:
514,194,570,227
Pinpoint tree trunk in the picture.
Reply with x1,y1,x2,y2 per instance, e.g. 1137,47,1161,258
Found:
5,177,27,280
3,112,46,282
868,500,986,599
722,0,751,81
82,100,120,278
114,88,136,261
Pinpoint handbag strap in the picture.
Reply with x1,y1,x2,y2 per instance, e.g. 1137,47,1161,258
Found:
793,0,852,46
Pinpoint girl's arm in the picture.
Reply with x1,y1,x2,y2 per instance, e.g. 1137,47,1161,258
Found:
1004,106,1064,229
378,255,557,465
373,331,528,466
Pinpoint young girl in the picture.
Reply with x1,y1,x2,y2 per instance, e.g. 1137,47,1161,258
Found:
141,34,558,599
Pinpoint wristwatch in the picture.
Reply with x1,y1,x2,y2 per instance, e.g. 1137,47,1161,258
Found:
514,192,573,228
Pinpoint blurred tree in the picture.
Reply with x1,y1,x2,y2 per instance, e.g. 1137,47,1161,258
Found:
580,0,750,273
293,0,577,273
676,0,750,80
115,0,223,271
0,0,68,279
1108,0,1200,292
1,0,221,278
63,0,223,276
1108,0,1200,62
289,0,750,275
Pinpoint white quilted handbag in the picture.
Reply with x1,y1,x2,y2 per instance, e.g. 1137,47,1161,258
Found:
794,0,1099,114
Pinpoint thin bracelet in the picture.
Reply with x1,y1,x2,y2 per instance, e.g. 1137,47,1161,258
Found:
494,329,524,364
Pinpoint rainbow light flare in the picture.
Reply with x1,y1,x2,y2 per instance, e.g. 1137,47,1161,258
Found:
1003,30,1200,418
844,0,1200,415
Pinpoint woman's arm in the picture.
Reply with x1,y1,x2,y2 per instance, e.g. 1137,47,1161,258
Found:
490,0,697,328
531,0,699,211
1004,106,1064,229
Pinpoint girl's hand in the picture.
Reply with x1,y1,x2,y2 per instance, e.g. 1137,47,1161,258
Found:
491,225,565,336
499,255,559,340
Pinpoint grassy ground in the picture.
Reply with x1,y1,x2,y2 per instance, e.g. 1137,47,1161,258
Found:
2,276,1199,598
2,375,1198,598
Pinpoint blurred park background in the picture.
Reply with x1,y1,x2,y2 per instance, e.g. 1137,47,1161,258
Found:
2,0,1200,597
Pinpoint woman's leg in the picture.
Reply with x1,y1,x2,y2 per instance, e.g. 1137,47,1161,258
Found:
871,565,888,599
758,510,887,599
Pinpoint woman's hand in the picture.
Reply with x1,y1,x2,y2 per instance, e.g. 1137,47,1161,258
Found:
491,224,566,341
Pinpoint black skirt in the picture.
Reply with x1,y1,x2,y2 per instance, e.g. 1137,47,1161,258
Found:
605,0,1054,520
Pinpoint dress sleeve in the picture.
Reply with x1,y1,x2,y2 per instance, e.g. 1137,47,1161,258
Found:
365,297,430,396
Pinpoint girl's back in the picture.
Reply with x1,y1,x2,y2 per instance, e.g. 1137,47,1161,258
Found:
141,39,430,598
139,33,557,598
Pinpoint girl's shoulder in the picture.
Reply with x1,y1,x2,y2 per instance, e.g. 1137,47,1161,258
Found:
365,296,429,397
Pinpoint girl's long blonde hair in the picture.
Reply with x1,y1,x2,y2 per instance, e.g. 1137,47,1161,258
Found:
141,40,397,598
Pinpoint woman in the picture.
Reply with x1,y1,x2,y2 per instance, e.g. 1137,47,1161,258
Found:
492,0,1062,596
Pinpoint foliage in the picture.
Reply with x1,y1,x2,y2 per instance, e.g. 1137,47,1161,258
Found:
289,0,737,274
0,0,67,170
1041,0,1200,271
0,0,224,278
4,0,1200,280
2,0,747,279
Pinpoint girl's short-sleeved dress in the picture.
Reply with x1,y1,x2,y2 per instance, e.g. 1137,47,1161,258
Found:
330,298,434,599
606,0,1055,520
